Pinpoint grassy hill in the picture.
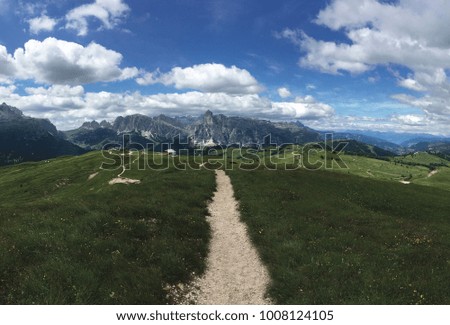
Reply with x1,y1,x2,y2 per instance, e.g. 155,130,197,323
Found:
228,168,450,304
0,148,449,305
258,145,450,190
0,151,215,304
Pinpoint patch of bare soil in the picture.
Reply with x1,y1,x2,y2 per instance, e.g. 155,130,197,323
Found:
88,172,99,180
108,177,141,185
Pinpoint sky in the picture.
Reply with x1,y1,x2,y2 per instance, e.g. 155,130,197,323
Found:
0,0,450,135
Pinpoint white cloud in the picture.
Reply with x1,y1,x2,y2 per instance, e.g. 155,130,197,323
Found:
137,63,263,95
391,94,432,110
306,113,450,136
25,85,85,97
279,0,450,119
65,0,130,36
0,37,138,85
28,14,58,34
16,1,46,16
0,45,16,82
272,95,334,120
0,86,334,130
136,71,157,86
391,114,426,126
0,85,16,96
277,87,291,98
398,78,426,92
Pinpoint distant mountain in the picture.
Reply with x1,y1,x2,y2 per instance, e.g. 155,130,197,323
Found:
114,114,188,142
0,103,85,166
400,137,450,148
64,110,322,149
410,141,450,154
342,130,450,146
327,139,396,158
187,110,321,146
329,131,404,154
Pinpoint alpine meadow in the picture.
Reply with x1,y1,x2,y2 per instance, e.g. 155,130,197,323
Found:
0,0,449,310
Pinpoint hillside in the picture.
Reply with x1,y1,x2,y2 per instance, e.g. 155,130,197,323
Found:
228,167,450,304
0,146,449,304
0,103,85,166
328,139,396,158
330,132,404,154
0,151,215,304
410,141,450,155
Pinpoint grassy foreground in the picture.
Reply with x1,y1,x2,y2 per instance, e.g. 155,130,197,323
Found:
1,148,449,305
228,168,450,304
0,151,215,304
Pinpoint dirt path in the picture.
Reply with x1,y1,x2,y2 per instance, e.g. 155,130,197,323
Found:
189,170,271,305
428,170,439,178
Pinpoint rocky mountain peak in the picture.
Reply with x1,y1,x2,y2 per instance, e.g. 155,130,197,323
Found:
0,103,24,120
203,110,214,125
80,120,112,130
81,121,101,130
99,120,112,129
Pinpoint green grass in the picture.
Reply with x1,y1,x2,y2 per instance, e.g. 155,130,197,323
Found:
0,151,215,304
394,152,449,167
265,146,450,190
1,148,449,305
228,168,450,304
414,167,450,191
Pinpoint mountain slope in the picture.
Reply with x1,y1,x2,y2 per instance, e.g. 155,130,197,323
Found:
329,139,396,158
331,132,404,154
410,141,450,155
0,103,85,165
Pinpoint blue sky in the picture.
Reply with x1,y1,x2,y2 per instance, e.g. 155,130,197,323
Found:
0,0,449,134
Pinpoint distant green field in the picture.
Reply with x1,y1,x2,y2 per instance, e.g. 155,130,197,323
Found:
0,151,215,304
228,168,450,304
255,146,450,190
394,152,449,166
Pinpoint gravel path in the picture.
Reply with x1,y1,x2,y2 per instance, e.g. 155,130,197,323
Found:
192,170,271,305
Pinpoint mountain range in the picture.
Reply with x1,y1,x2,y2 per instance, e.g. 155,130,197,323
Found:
1,103,450,165
63,109,323,150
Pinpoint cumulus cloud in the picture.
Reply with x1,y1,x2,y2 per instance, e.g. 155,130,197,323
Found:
279,0,450,119
272,96,334,120
137,63,263,95
0,37,138,85
0,86,334,130
277,87,291,98
28,14,58,34
0,45,16,81
65,0,130,36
